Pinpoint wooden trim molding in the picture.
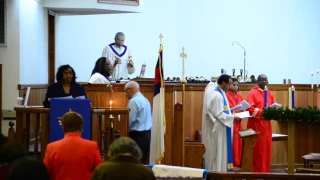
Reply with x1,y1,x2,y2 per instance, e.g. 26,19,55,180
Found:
48,10,55,85
17,83,314,92
97,0,139,6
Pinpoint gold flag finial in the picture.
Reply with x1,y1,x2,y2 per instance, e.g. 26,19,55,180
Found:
159,33,163,44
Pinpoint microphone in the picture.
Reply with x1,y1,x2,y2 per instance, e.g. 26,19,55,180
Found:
232,41,246,82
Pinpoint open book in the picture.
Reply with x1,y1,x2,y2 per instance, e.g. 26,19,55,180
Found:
269,102,282,108
238,128,257,137
235,111,251,119
230,100,251,112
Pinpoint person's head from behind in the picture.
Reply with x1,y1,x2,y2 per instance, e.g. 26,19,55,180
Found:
61,111,84,134
92,57,112,77
114,32,125,47
257,74,268,89
0,143,27,165
217,74,232,92
230,78,239,93
124,81,140,99
7,156,49,180
56,64,76,84
107,137,142,161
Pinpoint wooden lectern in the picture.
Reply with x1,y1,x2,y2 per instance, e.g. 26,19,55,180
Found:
238,130,260,172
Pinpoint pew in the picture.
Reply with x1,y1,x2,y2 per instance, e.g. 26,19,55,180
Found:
13,107,129,160
17,82,319,168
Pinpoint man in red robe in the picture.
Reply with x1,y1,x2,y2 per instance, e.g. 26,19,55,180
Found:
226,78,244,167
247,74,275,172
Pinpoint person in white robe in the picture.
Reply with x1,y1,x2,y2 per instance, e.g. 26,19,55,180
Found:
102,32,135,80
202,74,241,172
88,57,112,84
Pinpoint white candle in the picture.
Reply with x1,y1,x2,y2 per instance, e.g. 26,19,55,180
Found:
109,100,113,108
182,59,185,81
311,72,314,89
317,69,319,87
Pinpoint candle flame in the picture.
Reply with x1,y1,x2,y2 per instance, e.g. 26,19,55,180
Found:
291,85,295,91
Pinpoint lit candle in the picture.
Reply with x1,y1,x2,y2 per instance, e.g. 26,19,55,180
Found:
317,69,319,87
292,85,295,109
264,86,268,107
109,100,113,108
311,72,314,89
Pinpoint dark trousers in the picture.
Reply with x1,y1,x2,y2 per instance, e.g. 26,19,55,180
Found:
129,130,151,164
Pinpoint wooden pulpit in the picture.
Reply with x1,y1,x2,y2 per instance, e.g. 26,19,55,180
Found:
238,130,260,172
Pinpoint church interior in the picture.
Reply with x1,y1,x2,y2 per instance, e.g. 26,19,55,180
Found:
1,0,320,179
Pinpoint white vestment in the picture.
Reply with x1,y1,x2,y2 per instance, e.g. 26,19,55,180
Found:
102,43,135,80
202,82,234,172
88,73,110,84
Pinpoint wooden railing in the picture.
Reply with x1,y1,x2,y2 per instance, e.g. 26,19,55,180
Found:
207,172,320,179
12,107,129,160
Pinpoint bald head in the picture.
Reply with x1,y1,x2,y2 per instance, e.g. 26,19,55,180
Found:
124,81,140,99
258,74,267,80
257,74,268,89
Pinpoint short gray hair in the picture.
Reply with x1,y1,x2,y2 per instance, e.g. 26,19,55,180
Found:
115,32,125,39
107,137,142,161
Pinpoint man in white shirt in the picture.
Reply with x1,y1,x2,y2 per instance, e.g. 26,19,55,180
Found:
102,32,135,80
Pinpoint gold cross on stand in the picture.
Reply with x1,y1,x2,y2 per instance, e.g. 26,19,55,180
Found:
180,47,187,83
159,33,163,44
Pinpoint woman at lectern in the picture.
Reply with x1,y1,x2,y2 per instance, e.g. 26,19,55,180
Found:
88,57,113,84
43,65,87,108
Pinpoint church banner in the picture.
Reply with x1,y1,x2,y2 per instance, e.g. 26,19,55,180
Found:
49,98,91,142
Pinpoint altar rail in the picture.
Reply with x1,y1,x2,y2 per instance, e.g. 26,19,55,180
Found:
17,82,319,166
13,107,129,160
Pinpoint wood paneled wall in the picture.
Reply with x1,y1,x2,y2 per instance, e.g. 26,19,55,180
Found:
17,82,319,167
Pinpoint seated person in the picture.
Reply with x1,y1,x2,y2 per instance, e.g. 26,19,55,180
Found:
91,137,155,180
88,57,113,84
7,156,50,180
44,111,102,180
0,143,28,180
43,64,87,108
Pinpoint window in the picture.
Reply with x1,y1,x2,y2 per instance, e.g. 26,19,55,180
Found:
0,0,6,46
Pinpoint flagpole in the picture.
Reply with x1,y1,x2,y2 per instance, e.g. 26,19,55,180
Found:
180,47,187,167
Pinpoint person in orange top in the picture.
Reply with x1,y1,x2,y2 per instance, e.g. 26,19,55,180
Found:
226,78,244,167
246,74,275,172
44,111,102,180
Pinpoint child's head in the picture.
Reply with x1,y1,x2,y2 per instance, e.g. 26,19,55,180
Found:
230,78,239,92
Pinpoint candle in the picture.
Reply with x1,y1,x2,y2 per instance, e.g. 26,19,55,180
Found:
317,69,319,87
311,72,314,89
109,100,113,108
292,85,295,109
264,86,268,107
182,59,185,81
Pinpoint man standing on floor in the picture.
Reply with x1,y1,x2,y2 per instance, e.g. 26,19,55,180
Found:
202,74,242,172
125,81,152,164
247,74,275,172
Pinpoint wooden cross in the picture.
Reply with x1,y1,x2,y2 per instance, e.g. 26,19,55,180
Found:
159,33,163,44
180,47,187,81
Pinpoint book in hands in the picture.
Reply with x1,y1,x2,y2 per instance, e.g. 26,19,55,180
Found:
230,100,251,112
235,111,251,119
269,103,282,108
238,128,257,137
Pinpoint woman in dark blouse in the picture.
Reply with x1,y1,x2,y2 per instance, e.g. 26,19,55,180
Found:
43,65,87,108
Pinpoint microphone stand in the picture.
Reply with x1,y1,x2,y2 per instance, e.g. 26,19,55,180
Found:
232,41,246,81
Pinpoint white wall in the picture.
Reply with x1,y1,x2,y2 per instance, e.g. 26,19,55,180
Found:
0,0,20,134
0,0,48,134
56,0,320,84
20,0,48,84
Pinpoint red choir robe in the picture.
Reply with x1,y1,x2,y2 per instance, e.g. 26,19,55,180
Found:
246,86,275,172
226,91,243,167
